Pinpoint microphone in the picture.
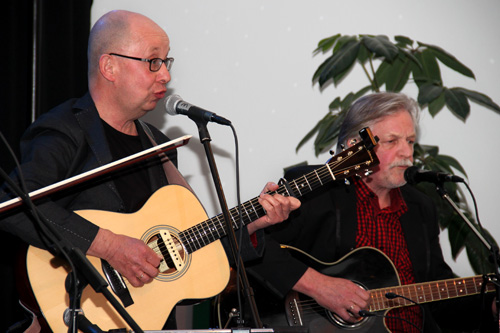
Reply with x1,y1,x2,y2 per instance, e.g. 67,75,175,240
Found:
404,166,464,185
164,94,231,126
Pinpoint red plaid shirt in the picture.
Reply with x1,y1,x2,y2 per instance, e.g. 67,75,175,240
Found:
355,178,422,332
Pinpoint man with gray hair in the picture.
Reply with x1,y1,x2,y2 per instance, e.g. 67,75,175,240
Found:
249,92,495,332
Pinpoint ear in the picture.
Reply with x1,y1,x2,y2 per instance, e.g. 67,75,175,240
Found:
99,54,116,81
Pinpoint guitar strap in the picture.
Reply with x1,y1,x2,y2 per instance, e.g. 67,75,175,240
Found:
138,120,194,193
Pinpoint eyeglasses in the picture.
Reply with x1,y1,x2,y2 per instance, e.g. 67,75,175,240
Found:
108,53,174,72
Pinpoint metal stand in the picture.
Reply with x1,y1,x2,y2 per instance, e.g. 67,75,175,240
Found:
435,183,499,330
192,118,262,329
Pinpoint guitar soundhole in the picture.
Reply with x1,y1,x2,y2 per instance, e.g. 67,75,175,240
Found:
146,233,186,274
328,311,366,329
327,281,368,329
142,226,191,281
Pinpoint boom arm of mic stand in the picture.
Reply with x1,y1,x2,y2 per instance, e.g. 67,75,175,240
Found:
193,119,263,329
436,185,491,251
435,183,500,329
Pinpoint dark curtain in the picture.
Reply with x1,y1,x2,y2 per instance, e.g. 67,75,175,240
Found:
0,0,92,331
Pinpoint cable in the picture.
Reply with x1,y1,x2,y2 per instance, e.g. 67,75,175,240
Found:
0,131,81,333
359,308,423,333
385,292,424,332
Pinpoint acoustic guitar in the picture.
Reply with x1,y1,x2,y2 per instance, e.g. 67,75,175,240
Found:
272,247,495,332
25,128,378,331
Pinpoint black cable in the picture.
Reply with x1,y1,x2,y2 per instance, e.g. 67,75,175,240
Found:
359,308,423,333
385,292,425,332
0,131,81,333
230,123,245,327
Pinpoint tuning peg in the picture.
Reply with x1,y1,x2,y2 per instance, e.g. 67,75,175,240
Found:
364,170,373,177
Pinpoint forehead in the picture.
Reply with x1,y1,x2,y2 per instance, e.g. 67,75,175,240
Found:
371,110,416,136
126,20,170,55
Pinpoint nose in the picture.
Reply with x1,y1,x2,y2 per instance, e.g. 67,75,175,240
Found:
399,141,413,159
157,64,171,84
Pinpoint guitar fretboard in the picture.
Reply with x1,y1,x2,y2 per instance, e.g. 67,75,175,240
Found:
370,275,496,311
179,135,378,254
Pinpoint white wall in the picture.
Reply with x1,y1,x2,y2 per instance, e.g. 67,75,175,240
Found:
92,0,500,278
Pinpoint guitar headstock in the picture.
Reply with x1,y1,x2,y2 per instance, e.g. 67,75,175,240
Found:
326,127,379,181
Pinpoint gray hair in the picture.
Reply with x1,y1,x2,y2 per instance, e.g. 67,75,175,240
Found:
336,92,419,153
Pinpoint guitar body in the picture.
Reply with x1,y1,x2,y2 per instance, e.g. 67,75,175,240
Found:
251,246,494,333
283,247,398,333
26,185,230,331
217,247,398,332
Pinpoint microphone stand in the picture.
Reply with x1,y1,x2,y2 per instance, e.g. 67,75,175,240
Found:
435,182,500,330
192,118,263,329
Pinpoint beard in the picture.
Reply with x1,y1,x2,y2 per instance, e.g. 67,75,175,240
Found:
386,159,413,188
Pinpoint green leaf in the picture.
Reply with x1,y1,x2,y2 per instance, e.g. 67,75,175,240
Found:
435,154,467,176
418,41,475,79
356,43,370,64
314,113,343,155
398,47,421,69
328,97,342,111
295,115,325,152
420,49,442,83
314,34,341,54
384,57,411,92
465,226,497,274
394,35,414,47
374,60,390,88
418,144,439,157
417,83,443,105
428,93,446,117
354,85,373,99
453,88,500,115
313,40,361,87
333,35,359,52
444,88,470,121
361,35,399,61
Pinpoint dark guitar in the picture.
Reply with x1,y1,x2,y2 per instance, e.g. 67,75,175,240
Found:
25,128,379,332
278,247,496,332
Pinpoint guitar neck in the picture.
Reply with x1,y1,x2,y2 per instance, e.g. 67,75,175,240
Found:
370,275,496,311
180,129,378,254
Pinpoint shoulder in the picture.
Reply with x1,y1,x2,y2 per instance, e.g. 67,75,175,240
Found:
22,95,92,142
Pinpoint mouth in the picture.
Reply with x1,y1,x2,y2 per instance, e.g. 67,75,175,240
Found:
154,90,166,99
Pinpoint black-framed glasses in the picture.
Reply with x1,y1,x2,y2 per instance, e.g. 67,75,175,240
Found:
108,53,174,72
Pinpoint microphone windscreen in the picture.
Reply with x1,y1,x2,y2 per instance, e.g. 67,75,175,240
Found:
404,166,419,185
164,94,182,115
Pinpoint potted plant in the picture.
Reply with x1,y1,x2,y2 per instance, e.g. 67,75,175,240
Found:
297,34,500,273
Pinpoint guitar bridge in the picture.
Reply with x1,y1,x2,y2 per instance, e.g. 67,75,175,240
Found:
148,229,184,273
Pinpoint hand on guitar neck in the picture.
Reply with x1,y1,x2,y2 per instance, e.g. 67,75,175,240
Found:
247,182,301,235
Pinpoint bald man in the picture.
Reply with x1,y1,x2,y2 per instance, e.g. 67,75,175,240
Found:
1,9,299,328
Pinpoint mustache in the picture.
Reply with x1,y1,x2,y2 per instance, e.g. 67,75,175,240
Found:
390,159,413,168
